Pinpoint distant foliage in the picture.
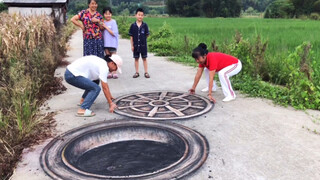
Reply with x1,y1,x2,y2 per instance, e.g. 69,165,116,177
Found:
313,0,320,13
264,0,320,18
67,0,166,15
166,0,241,17
0,3,7,12
242,0,275,12
310,12,320,20
67,0,110,15
166,0,201,17
264,0,295,18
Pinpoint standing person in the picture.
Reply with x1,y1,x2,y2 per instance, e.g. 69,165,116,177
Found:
64,55,123,117
189,43,242,102
101,7,119,79
129,8,150,78
71,0,104,59
71,0,104,85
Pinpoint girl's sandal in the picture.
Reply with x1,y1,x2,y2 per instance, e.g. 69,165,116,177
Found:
144,72,150,78
133,72,140,78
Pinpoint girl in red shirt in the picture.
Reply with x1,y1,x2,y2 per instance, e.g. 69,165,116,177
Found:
189,43,242,102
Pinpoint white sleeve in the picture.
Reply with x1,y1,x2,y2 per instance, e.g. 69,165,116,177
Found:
99,65,109,83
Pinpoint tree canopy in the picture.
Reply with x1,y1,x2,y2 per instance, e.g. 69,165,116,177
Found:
264,0,320,18
166,0,241,17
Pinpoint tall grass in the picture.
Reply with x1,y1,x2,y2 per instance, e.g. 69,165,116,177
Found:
0,13,76,179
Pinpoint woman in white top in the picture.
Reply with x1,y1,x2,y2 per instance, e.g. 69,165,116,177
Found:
64,55,123,117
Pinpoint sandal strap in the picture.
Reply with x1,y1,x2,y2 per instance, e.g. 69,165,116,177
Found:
144,73,150,78
133,72,140,78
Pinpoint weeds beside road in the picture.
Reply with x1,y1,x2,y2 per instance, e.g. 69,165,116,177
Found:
0,13,76,179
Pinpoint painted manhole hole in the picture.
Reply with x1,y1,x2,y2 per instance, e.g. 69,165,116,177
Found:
40,120,209,180
113,91,213,120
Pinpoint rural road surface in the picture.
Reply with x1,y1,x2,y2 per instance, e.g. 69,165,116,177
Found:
10,30,320,180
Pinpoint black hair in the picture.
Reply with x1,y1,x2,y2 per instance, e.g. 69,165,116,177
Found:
104,55,113,63
103,7,112,14
192,43,208,59
88,0,98,5
136,8,144,14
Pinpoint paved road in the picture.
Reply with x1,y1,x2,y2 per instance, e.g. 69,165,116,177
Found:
11,30,320,180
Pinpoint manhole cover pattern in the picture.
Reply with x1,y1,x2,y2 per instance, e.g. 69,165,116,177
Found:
40,120,209,180
113,91,213,120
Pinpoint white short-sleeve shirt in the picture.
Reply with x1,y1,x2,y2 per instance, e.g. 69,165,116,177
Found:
67,55,109,83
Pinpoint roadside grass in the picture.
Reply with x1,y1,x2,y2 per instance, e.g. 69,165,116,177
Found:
117,16,320,110
0,13,76,179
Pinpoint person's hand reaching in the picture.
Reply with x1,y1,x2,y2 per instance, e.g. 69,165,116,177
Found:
109,102,117,113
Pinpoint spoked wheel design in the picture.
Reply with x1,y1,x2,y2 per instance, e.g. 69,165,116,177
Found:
113,91,213,120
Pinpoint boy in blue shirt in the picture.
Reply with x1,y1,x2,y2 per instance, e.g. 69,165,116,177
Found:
129,8,150,78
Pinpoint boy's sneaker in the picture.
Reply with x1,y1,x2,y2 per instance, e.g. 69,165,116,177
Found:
222,96,235,102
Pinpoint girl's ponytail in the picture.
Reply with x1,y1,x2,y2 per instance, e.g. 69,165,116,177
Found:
192,43,208,59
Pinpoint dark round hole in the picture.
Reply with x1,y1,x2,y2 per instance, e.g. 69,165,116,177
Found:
41,120,208,179
63,126,186,177
72,140,184,176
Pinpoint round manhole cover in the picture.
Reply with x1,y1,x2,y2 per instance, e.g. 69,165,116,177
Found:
40,120,209,180
113,91,213,120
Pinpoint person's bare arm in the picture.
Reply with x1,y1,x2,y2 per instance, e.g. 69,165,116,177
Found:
130,36,134,52
102,23,115,36
101,81,117,113
189,67,204,94
71,14,84,31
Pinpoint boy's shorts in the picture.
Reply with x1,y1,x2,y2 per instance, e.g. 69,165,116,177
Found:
104,47,117,53
133,51,148,59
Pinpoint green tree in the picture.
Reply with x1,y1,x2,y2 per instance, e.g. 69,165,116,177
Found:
290,0,316,16
314,0,320,13
67,0,110,15
167,0,241,17
166,0,201,17
264,0,294,18
166,0,178,15
0,3,8,12
242,0,275,12
202,0,241,17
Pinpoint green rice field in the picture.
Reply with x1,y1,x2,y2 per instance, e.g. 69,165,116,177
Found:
140,17,320,60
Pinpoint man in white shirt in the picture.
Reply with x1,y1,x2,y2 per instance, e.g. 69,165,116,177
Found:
64,55,123,117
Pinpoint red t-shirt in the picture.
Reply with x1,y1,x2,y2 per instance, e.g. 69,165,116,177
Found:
199,52,238,71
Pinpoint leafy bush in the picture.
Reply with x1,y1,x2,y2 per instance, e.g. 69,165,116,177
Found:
310,12,320,20
115,16,131,39
148,22,177,56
